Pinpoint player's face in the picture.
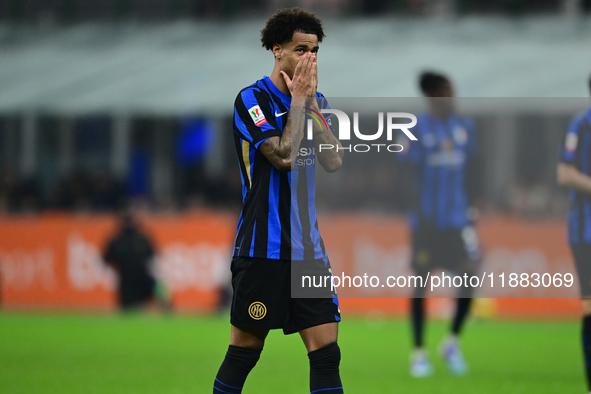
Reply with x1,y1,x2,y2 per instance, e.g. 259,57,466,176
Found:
274,32,319,79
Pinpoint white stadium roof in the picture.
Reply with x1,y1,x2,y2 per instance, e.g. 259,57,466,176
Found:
0,17,589,116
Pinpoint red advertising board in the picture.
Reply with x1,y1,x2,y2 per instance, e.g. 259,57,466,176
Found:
0,213,581,317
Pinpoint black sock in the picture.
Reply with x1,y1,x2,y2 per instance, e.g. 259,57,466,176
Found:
308,342,344,394
213,345,261,394
582,315,591,392
452,297,472,336
411,297,425,348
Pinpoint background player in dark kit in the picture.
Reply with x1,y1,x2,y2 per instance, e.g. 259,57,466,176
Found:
103,212,169,311
398,71,481,377
557,74,591,394
212,8,345,394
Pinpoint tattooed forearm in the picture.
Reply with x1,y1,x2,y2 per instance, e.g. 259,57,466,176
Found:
309,100,343,173
259,97,309,172
314,127,343,172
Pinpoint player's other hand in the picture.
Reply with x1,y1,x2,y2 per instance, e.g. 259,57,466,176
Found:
281,53,317,98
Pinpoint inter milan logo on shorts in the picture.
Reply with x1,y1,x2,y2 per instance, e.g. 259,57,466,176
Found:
248,302,267,320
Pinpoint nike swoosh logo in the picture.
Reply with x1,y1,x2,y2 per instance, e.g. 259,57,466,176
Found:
275,111,287,117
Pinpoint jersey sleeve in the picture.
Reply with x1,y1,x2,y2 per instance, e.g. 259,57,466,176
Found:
397,123,423,165
463,118,478,158
560,114,587,166
463,119,480,206
234,87,282,149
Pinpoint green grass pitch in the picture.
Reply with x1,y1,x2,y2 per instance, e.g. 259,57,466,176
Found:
0,312,583,393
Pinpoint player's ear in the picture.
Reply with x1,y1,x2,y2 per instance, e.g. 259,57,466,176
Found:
272,43,282,60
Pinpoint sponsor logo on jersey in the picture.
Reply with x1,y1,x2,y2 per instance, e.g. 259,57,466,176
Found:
443,138,454,151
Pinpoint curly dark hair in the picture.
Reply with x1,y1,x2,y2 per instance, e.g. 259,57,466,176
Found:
261,8,325,51
419,71,450,96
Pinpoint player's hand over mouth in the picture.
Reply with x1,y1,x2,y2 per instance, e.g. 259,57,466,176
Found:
281,53,317,98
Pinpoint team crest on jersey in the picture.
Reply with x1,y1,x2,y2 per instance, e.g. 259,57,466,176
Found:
453,126,468,145
565,132,578,153
443,138,454,151
248,105,268,127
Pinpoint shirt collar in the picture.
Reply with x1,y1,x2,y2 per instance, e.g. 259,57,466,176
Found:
263,76,291,103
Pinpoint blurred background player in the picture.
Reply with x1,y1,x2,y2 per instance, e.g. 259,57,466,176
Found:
557,73,591,394
212,8,344,394
104,212,170,312
398,71,482,377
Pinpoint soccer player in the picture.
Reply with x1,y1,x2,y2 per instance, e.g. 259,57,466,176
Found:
212,8,344,394
398,71,481,377
557,74,591,394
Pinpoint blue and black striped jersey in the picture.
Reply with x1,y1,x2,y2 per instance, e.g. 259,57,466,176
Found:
399,113,477,232
232,75,331,261
561,108,591,245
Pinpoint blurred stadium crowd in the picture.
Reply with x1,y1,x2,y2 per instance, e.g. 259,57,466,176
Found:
0,111,574,217
0,116,243,213
0,0,587,216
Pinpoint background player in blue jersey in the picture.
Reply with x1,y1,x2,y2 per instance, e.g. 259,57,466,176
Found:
398,71,481,378
212,8,345,394
557,74,591,394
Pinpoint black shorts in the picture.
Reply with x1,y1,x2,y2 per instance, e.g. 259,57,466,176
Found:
411,222,481,275
230,256,341,335
570,243,591,298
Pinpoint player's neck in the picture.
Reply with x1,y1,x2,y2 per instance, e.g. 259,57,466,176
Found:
269,69,291,97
